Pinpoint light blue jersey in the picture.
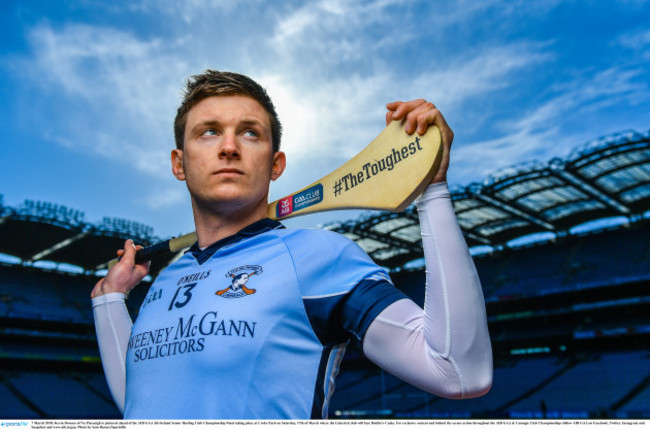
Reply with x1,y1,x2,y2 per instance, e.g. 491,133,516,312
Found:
124,219,406,419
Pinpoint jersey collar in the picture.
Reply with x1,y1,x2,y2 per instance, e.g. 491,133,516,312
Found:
188,218,285,265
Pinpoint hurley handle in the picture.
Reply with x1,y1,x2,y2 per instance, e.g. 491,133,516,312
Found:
107,232,197,269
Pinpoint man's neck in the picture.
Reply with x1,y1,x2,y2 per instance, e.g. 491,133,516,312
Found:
191,198,269,249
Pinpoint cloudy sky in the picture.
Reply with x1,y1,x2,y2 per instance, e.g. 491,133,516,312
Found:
1,0,649,239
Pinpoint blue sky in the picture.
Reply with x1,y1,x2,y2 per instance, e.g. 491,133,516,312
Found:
1,0,649,240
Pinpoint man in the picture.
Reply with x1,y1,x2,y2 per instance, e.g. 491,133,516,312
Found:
92,70,492,419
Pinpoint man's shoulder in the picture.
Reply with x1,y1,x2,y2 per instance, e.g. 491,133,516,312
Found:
275,226,345,239
273,227,357,252
272,226,389,298
273,227,381,273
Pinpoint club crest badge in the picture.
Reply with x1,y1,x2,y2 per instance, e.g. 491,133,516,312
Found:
216,265,263,299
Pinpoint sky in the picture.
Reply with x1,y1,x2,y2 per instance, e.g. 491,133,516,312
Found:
1,0,649,240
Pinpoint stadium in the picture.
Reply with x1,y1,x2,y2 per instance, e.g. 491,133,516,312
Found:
0,127,648,419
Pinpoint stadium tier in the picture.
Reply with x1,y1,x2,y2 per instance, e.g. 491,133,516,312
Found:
0,127,648,419
333,351,650,419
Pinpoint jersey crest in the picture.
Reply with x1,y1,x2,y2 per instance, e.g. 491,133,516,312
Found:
216,265,263,299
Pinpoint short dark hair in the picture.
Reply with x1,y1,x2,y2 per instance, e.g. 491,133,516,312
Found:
174,70,282,152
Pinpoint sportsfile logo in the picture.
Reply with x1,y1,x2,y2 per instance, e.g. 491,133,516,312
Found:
333,136,424,197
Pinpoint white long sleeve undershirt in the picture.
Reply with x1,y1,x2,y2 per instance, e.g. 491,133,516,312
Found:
92,292,131,413
362,181,492,399
92,182,492,415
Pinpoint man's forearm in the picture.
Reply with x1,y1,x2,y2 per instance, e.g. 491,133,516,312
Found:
363,182,492,398
92,292,132,414
417,181,493,397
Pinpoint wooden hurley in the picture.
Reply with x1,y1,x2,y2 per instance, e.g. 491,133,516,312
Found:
107,121,442,268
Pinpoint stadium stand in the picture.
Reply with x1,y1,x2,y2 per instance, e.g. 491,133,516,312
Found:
3,371,118,419
0,127,648,419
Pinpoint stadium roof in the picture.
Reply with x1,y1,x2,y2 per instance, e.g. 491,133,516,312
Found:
1,127,648,274
0,198,176,275
327,128,650,270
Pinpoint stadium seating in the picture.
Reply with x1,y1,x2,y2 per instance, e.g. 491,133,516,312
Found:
0,264,93,323
507,351,650,418
620,375,650,418
1,219,648,419
475,225,650,301
1,370,119,418
0,375,41,419
390,223,650,306
331,222,650,419
332,352,650,419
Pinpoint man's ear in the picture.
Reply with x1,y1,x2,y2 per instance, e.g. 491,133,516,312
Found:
271,151,286,181
171,149,186,181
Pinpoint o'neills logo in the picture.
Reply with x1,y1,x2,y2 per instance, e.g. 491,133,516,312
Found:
332,136,424,197
215,265,263,298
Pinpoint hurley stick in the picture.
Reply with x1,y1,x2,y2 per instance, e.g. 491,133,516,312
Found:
107,121,442,268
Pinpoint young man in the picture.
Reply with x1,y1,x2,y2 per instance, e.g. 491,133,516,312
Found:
91,70,492,419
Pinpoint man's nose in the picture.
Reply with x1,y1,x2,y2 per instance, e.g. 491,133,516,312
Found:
218,132,240,159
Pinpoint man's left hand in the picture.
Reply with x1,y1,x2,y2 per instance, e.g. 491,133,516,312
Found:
386,99,454,184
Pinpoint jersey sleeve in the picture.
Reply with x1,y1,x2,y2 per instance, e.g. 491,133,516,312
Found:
281,229,407,346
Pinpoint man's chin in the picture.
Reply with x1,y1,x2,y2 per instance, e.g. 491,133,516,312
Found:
192,192,268,215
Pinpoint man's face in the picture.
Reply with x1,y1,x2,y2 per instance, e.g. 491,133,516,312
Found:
171,95,285,216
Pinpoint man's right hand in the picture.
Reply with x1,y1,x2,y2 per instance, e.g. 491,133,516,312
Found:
91,239,150,299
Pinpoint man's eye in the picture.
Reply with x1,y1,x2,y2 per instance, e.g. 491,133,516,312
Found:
243,130,258,138
202,129,217,136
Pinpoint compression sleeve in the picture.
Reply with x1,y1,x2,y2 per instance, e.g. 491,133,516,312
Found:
92,292,132,414
362,182,493,399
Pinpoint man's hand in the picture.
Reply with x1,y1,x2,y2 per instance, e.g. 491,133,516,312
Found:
386,99,454,184
91,239,150,299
